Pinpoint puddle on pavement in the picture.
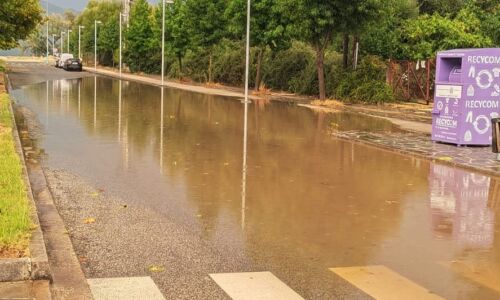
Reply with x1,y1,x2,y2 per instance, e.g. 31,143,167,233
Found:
11,77,500,299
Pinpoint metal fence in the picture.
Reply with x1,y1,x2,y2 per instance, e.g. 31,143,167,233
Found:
387,59,436,104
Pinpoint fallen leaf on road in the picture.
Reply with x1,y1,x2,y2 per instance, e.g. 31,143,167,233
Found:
148,265,165,273
90,192,100,197
84,218,96,224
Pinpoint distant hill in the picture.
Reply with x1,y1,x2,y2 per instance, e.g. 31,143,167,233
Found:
39,0,78,14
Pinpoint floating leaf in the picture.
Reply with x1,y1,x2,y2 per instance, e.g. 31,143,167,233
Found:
84,218,96,224
90,192,100,197
438,156,453,162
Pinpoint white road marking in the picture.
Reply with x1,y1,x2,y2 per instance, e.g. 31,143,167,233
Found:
330,265,443,300
210,271,304,300
441,261,500,293
87,277,165,300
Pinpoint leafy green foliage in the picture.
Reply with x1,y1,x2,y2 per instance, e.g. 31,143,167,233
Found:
335,56,395,103
0,0,43,49
72,0,121,64
124,0,156,73
399,11,492,60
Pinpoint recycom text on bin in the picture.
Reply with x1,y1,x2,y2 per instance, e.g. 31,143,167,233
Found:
467,56,500,64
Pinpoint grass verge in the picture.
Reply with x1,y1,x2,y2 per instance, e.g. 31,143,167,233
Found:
0,78,32,258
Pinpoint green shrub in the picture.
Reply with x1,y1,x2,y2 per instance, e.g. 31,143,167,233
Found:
212,40,246,86
333,56,394,104
263,41,314,92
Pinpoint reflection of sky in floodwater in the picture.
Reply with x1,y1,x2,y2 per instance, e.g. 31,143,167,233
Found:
10,77,500,299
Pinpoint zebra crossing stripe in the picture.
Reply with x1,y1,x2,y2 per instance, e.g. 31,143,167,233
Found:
210,272,304,300
330,265,443,300
87,277,165,300
440,261,500,293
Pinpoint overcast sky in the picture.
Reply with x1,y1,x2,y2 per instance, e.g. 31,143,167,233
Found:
46,0,159,12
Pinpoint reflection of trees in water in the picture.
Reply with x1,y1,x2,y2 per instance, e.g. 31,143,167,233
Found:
25,79,494,270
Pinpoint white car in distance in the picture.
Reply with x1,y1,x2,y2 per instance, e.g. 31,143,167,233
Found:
58,53,74,68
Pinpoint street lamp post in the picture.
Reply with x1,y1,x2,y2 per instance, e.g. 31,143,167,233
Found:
119,13,127,77
61,31,65,53
78,26,85,60
46,0,49,64
52,34,57,55
161,0,174,86
67,29,72,54
94,20,102,71
241,0,252,229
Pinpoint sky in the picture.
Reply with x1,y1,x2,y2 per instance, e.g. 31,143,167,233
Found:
45,0,159,12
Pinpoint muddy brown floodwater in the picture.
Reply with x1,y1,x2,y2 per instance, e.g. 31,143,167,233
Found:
11,76,500,299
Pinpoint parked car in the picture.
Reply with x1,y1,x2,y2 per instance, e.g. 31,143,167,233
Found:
57,53,74,68
63,58,83,72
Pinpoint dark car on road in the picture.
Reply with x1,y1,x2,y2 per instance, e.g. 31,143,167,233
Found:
63,58,83,72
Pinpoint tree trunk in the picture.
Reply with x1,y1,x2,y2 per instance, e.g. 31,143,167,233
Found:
208,51,213,83
178,55,183,79
254,47,264,91
315,45,326,100
342,34,349,69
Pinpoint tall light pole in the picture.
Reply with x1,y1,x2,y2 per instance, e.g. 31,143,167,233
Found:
46,0,49,64
161,0,174,86
78,26,85,60
61,31,65,53
52,34,57,55
94,20,102,71
67,29,72,54
119,13,127,77
241,0,251,229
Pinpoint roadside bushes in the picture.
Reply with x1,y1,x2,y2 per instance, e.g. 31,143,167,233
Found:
165,41,393,104
333,56,395,104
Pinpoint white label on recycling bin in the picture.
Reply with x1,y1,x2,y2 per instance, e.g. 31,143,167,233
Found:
436,85,462,99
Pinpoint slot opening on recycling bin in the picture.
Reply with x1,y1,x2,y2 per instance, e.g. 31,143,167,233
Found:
437,57,462,83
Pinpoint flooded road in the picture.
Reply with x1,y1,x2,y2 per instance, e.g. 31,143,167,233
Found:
11,74,500,299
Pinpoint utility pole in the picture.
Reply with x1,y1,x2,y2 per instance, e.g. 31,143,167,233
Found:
46,0,49,64
67,29,72,54
78,26,85,60
161,0,174,86
94,20,102,71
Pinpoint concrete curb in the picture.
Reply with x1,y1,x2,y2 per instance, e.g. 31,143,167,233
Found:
5,75,93,298
0,74,51,282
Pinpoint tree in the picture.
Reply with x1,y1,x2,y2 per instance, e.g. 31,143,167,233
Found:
124,0,156,73
340,0,388,68
418,0,465,15
165,1,191,76
399,11,492,60
98,15,119,66
226,0,290,90
361,0,419,59
278,0,381,100
72,0,121,64
0,0,43,49
22,13,72,56
184,0,228,83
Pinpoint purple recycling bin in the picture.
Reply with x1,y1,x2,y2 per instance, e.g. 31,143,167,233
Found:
432,48,500,146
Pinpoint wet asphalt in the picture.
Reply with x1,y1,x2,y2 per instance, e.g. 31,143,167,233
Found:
6,62,500,300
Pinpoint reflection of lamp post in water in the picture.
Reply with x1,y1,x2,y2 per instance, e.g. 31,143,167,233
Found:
46,81,49,127
240,0,252,229
160,87,164,172
78,80,81,118
94,76,97,130
118,81,122,142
